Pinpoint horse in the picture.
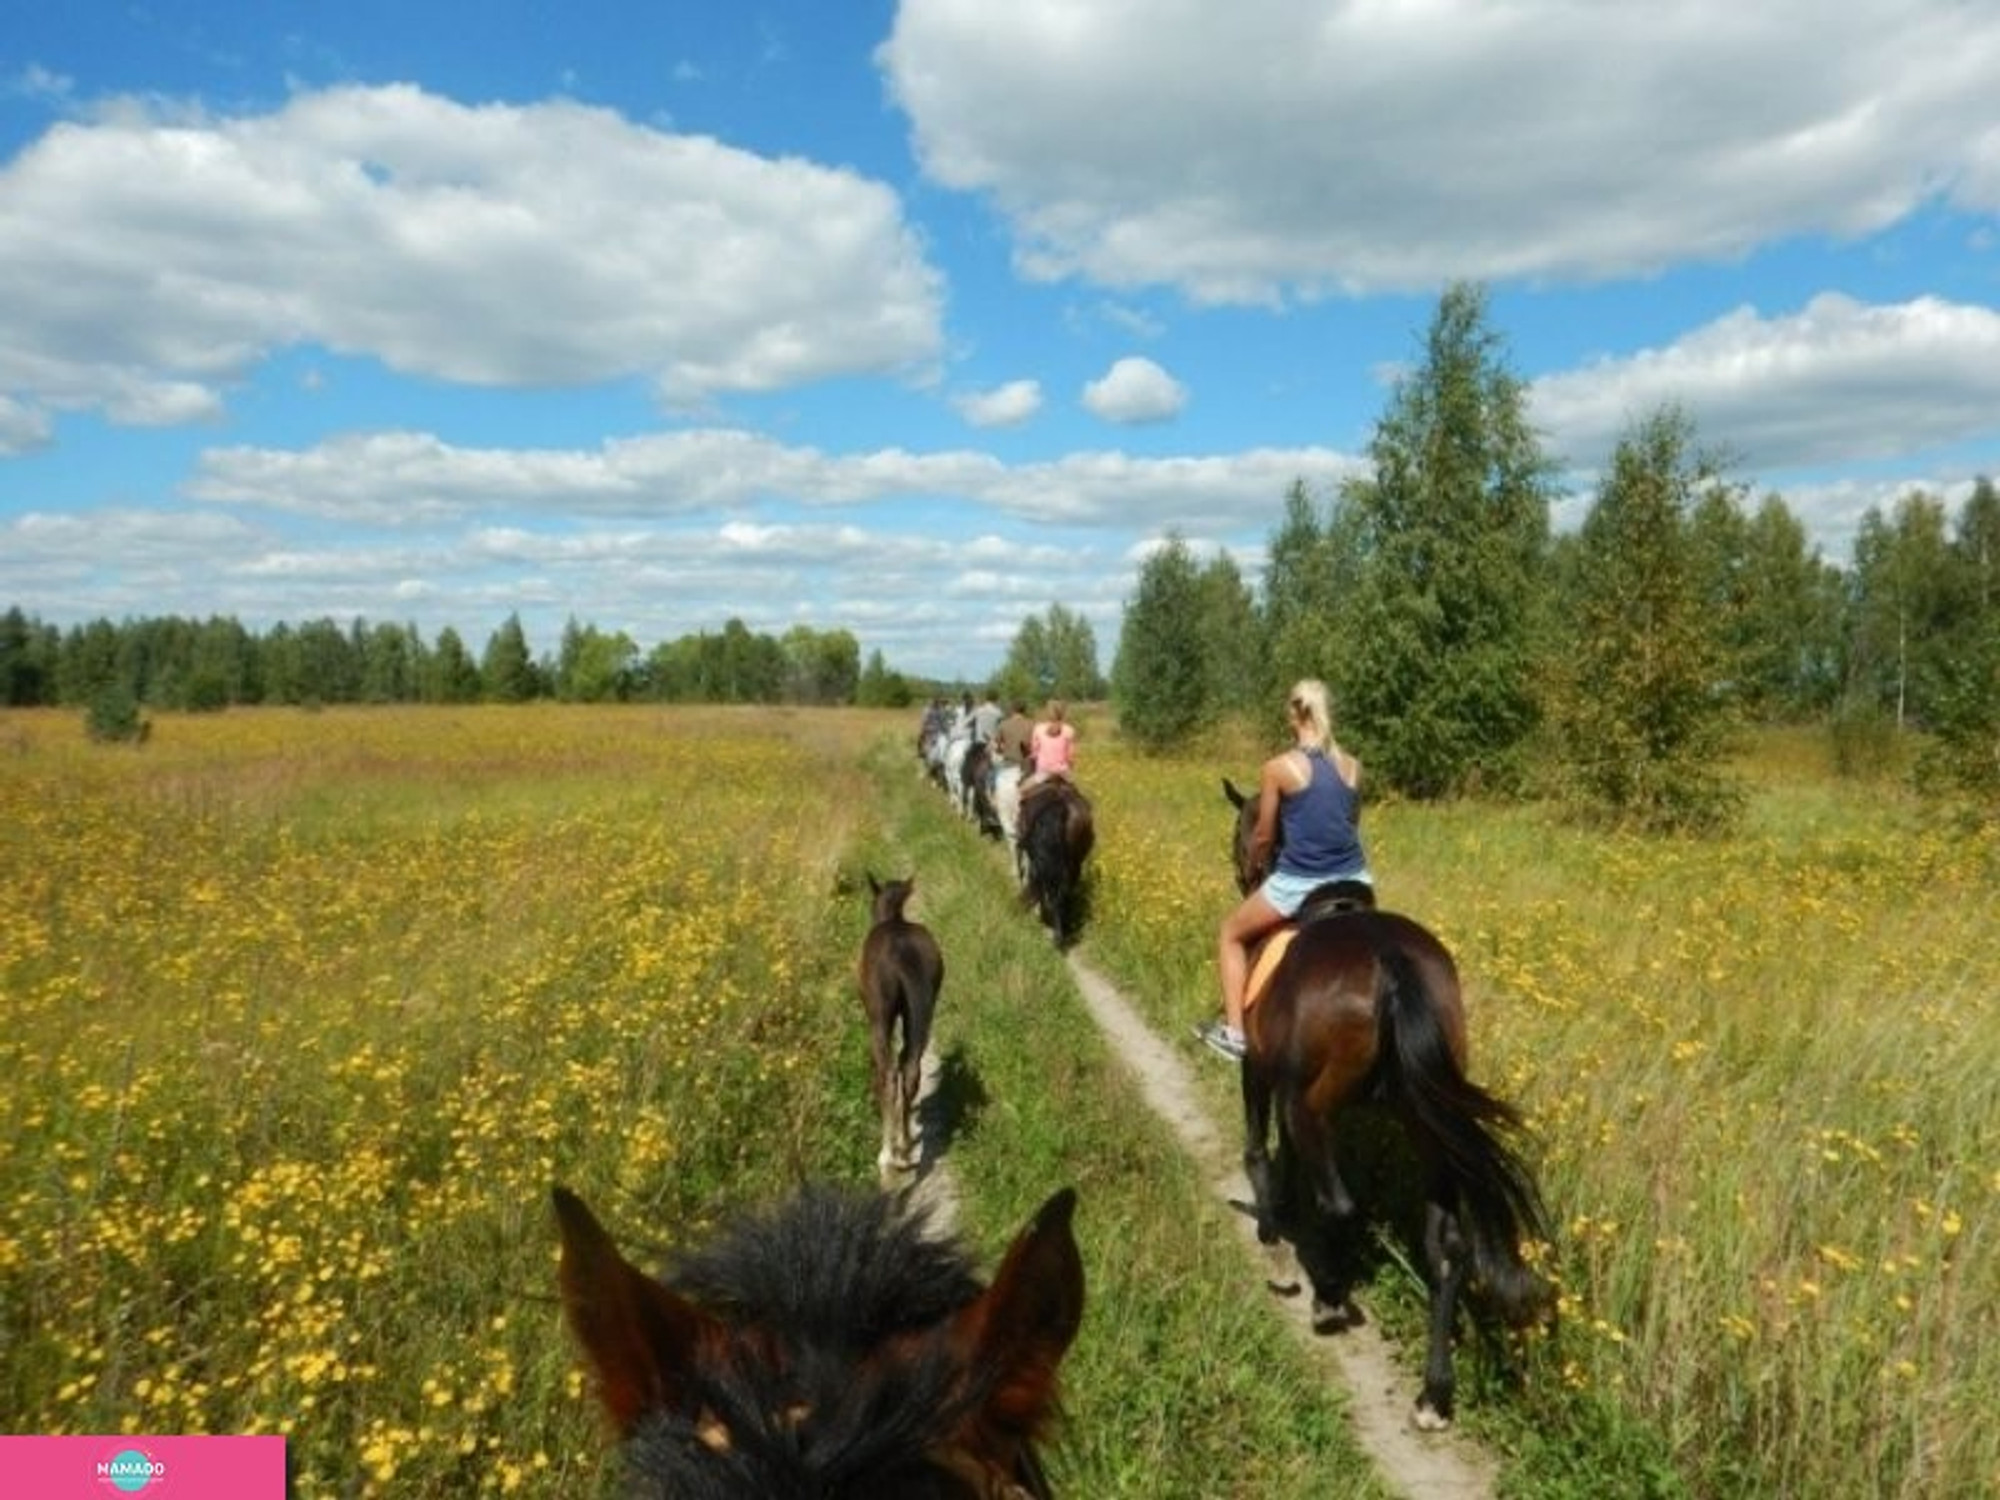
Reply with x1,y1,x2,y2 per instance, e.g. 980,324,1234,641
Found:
960,739,1001,838
554,1180,1084,1498
1019,780,1093,947
918,711,950,791
859,874,944,1177
1221,777,1553,1429
943,727,972,808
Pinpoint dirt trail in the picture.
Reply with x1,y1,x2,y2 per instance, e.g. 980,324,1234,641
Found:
1066,954,1500,1500
899,1047,960,1229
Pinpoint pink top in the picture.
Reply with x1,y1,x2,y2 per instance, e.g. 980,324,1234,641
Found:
1030,722,1076,776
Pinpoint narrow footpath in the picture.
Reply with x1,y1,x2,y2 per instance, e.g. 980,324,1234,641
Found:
1065,953,1501,1500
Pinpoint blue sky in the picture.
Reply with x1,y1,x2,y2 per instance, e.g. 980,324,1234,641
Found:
4,1,1998,680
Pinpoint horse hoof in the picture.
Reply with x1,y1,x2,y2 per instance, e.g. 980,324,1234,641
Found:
1411,1398,1452,1433
1311,1297,1359,1335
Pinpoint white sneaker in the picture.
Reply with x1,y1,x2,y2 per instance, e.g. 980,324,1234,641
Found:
1195,1020,1247,1061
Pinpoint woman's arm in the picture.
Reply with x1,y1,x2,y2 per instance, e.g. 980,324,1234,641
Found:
1249,753,1291,873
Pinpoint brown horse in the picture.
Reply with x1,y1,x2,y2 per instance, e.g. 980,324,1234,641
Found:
859,874,944,1176
554,1181,1084,1497
1019,780,1093,947
1222,778,1552,1429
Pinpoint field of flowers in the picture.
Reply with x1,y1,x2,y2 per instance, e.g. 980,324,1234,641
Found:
1079,723,2000,1498
7,701,1993,1496
0,705,883,1493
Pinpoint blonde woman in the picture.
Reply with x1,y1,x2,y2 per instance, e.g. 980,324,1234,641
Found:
1199,680,1371,1062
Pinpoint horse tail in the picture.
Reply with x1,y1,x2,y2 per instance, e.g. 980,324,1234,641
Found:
894,927,943,1045
1021,796,1071,940
1066,793,1095,863
1374,947,1551,1326
1022,797,1060,884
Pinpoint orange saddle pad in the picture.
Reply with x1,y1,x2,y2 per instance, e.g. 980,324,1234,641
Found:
1244,927,1298,1012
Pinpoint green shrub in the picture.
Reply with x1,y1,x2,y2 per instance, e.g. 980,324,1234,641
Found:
84,683,150,744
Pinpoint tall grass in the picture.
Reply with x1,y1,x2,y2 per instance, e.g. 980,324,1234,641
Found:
3,704,1394,1498
0,705,878,1493
9,703,1990,1496
1080,725,1999,1498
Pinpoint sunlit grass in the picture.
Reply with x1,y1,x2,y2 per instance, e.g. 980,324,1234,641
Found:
0,705,874,1494
7,702,1993,1496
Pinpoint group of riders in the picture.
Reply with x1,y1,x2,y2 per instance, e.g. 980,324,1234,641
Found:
917,677,1372,1062
916,690,1079,880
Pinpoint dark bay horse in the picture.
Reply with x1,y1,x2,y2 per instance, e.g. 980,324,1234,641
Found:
1222,778,1553,1428
555,1181,1084,1497
859,874,944,1176
1019,780,1093,947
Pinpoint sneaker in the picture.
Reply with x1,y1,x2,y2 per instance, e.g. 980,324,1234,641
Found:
1195,1020,1247,1062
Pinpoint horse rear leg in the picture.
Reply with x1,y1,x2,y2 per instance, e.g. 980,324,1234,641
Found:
1240,1066,1283,1246
1415,1193,1471,1429
868,1001,906,1176
890,990,936,1171
1284,1093,1356,1221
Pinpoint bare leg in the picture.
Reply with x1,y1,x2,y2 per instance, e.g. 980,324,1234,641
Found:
1217,889,1281,1032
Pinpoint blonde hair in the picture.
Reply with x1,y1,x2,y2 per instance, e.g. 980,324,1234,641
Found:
1287,679,1334,754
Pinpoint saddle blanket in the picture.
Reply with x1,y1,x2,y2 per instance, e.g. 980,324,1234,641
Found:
1245,927,1298,1011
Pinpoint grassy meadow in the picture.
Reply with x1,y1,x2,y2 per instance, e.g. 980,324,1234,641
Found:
0,704,1392,1498
1080,716,1999,1498
2,702,1994,1496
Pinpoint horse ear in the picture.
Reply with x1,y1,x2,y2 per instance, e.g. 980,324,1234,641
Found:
553,1187,711,1436
951,1188,1084,1436
1223,777,1247,809
867,871,881,895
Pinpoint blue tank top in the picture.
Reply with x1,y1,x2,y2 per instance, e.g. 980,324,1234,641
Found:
1277,748,1366,880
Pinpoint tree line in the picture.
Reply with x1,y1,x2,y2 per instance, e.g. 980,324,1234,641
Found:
1108,285,2000,825
7,284,1994,819
0,610,896,715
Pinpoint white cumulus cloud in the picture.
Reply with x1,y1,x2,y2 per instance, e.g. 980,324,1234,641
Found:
0,83,946,429
881,0,2000,300
1081,356,1187,424
953,379,1044,427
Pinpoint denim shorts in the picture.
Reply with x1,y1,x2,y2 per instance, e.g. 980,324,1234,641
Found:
1263,866,1371,918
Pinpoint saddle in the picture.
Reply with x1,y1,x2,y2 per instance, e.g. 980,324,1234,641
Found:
1244,880,1376,1011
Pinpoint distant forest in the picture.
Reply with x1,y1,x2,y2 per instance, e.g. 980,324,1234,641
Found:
7,287,1996,822
0,610,908,712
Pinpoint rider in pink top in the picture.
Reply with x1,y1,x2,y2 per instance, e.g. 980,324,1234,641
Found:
1025,699,1077,784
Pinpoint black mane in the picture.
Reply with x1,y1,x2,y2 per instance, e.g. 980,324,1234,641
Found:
666,1184,981,1351
621,1186,1010,1499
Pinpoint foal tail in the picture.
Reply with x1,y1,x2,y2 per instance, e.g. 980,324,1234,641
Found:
1376,948,1552,1326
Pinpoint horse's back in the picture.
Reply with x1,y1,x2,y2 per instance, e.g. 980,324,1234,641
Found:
861,918,944,1008
1025,781,1092,847
1289,907,1455,983
1260,906,1462,1062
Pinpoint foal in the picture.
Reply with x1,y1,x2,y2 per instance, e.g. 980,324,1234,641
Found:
859,874,944,1175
